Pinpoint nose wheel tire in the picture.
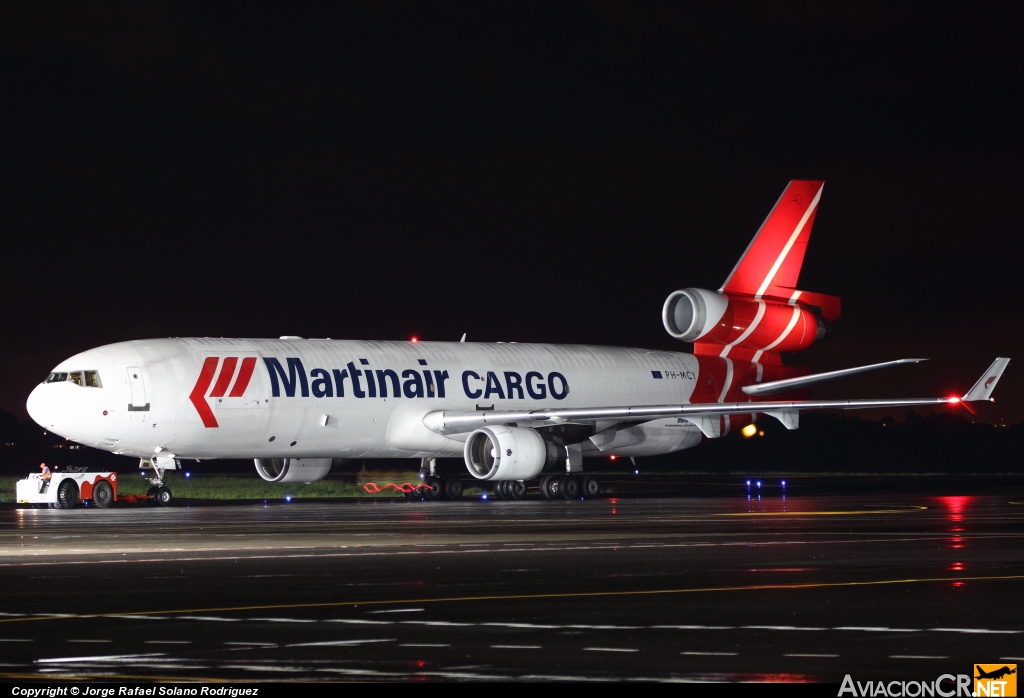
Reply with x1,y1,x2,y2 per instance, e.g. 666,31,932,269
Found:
155,486,172,506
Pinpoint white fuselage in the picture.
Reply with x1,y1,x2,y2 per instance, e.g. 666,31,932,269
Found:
27,338,708,462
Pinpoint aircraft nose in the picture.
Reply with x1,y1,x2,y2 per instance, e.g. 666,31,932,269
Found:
25,382,53,428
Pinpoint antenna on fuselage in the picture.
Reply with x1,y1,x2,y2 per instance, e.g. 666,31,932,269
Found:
460,333,466,342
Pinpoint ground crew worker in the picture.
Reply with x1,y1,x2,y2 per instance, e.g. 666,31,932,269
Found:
38,462,51,493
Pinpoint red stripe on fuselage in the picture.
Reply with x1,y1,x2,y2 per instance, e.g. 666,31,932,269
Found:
229,357,257,397
189,357,220,428
209,357,238,398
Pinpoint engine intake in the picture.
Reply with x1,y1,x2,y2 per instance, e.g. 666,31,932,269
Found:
662,288,729,341
463,426,561,481
254,457,334,483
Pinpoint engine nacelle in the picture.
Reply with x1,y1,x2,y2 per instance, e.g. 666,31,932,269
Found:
662,288,730,342
254,457,334,483
463,426,562,481
663,287,825,354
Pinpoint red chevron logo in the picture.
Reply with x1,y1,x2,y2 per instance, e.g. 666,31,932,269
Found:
189,357,257,428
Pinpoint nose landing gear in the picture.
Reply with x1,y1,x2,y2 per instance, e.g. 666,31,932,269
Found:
141,456,179,506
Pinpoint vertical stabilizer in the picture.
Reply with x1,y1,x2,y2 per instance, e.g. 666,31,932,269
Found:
720,180,824,300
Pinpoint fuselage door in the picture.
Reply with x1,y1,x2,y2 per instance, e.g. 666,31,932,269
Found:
126,366,149,411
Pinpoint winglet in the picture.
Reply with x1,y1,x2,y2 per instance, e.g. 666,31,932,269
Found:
962,358,1011,402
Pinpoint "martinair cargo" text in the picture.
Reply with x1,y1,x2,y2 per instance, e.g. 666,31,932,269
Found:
264,358,570,401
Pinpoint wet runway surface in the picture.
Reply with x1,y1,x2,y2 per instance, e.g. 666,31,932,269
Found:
1,475,1023,683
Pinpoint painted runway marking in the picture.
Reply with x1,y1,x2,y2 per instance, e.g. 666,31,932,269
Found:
37,652,166,663
681,651,738,656
890,655,949,659
785,653,840,658
584,647,639,652
402,620,474,627
492,645,542,649
287,638,396,647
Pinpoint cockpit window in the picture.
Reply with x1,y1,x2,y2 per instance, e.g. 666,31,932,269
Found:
45,371,102,388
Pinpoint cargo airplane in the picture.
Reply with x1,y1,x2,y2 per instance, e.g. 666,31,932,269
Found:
26,181,1010,505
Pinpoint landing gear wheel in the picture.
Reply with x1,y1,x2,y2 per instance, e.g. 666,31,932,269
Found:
444,477,464,500
57,480,78,509
509,480,527,500
540,474,560,500
424,476,444,501
581,475,601,499
155,486,173,506
560,475,580,499
92,480,113,508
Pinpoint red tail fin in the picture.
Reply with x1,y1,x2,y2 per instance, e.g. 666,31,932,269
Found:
721,181,827,303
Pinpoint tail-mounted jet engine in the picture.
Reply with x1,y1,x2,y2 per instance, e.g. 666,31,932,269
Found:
662,287,827,353
463,426,562,481
254,457,334,483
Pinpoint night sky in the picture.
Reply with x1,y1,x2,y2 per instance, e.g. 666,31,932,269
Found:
3,3,1022,426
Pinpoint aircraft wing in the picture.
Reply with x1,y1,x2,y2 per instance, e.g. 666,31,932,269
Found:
424,357,1010,438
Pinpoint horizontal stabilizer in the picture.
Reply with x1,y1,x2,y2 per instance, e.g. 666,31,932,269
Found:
742,358,928,396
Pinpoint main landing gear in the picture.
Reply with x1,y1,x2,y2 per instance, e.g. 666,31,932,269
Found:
537,474,601,500
413,459,465,501
140,455,178,506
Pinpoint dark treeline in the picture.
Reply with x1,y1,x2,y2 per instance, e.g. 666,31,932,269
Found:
1,409,1021,477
